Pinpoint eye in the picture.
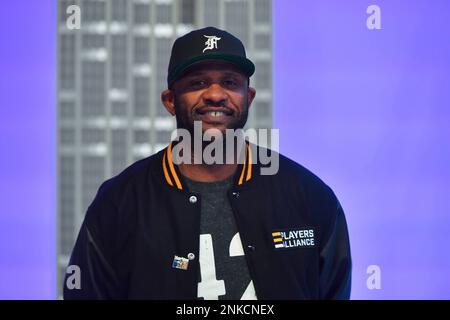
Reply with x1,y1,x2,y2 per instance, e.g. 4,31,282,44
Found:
223,78,238,87
189,79,207,88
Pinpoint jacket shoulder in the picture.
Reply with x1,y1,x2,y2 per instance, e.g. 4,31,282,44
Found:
81,149,164,246
279,153,334,196
257,145,336,201
257,146,342,239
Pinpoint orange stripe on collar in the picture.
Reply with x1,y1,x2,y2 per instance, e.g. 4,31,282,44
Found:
163,142,253,189
246,144,252,182
238,144,248,185
162,153,174,187
167,142,183,190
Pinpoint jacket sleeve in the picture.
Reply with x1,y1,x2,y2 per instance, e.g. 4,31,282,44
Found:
319,201,352,299
63,185,121,300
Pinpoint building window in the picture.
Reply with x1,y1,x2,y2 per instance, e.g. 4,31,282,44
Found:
60,101,75,119
254,60,271,90
82,128,105,144
254,33,271,50
111,35,127,89
179,0,195,24
60,128,76,145
111,101,127,117
81,1,106,23
133,77,150,117
134,3,150,24
254,0,271,23
204,0,220,27
225,0,249,46
59,34,75,90
134,36,150,64
156,3,172,24
82,61,106,118
111,0,127,22
134,129,150,144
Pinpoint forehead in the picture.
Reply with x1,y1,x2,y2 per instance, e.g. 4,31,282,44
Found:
180,60,246,78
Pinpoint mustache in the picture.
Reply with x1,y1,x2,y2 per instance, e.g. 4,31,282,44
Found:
193,103,235,116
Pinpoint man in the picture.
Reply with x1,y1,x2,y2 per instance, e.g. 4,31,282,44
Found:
64,26,351,300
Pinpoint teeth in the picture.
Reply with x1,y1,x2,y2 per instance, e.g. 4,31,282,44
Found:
205,111,225,117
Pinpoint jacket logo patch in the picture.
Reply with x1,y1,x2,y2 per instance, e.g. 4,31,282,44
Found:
272,228,316,250
172,255,189,270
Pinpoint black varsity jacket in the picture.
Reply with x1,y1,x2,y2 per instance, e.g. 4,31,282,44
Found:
63,142,352,299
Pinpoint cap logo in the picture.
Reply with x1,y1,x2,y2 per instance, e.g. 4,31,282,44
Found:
203,35,221,53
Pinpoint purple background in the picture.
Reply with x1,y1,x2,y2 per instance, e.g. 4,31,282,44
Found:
0,2,56,299
274,0,450,299
1,1,450,299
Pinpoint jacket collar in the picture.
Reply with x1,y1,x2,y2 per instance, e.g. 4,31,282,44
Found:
161,141,254,191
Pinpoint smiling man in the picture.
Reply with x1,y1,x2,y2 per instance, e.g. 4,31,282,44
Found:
161,58,256,182
165,60,254,132
64,27,352,300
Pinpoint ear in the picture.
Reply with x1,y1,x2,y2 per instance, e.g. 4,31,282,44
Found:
161,89,176,116
246,86,256,108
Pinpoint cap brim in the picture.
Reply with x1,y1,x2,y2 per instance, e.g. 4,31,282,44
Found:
168,53,255,86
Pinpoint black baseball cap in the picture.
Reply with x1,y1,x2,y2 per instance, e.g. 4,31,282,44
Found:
167,26,255,87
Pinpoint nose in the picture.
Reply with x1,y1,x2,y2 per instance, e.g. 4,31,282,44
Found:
202,83,228,106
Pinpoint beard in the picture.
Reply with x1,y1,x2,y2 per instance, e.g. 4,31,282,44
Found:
171,95,251,163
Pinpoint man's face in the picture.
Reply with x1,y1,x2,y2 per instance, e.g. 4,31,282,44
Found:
162,60,256,135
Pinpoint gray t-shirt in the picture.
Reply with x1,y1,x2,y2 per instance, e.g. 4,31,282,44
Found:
184,174,255,300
